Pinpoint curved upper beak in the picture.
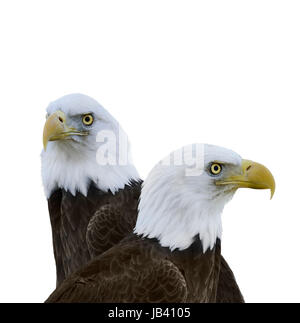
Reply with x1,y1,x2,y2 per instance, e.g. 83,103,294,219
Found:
216,159,275,199
43,111,88,151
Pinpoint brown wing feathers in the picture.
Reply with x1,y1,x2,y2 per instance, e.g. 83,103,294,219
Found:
46,239,188,303
86,204,137,258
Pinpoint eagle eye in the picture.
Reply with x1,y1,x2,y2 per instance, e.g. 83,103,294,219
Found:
82,114,94,126
210,163,222,175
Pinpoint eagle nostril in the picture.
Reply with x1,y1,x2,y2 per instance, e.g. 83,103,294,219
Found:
246,165,252,171
58,117,64,123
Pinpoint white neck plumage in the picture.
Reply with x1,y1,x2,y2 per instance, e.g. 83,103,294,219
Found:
41,141,140,198
135,197,224,253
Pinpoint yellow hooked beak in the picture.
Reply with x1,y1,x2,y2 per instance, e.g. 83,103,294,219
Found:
216,159,275,199
43,111,88,151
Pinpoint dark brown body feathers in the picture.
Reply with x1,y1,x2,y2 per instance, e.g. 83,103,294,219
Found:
47,180,244,302
48,181,141,286
46,236,222,303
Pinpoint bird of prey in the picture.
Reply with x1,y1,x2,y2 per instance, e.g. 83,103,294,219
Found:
45,144,275,303
42,93,141,286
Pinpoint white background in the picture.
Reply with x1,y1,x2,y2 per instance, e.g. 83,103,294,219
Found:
0,0,299,303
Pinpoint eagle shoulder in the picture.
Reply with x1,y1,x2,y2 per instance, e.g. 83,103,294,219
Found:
45,239,188,303
86,204,137,258
86,181,141,258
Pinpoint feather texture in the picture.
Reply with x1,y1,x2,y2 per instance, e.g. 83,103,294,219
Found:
47,180,243,302
48,181,141,286
46,235,221,303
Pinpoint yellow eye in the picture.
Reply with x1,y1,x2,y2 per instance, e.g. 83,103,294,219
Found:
82,114,94,126
210,163,222,175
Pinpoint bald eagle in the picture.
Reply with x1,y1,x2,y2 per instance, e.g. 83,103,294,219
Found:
45,144,275,303
42,94,141,286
